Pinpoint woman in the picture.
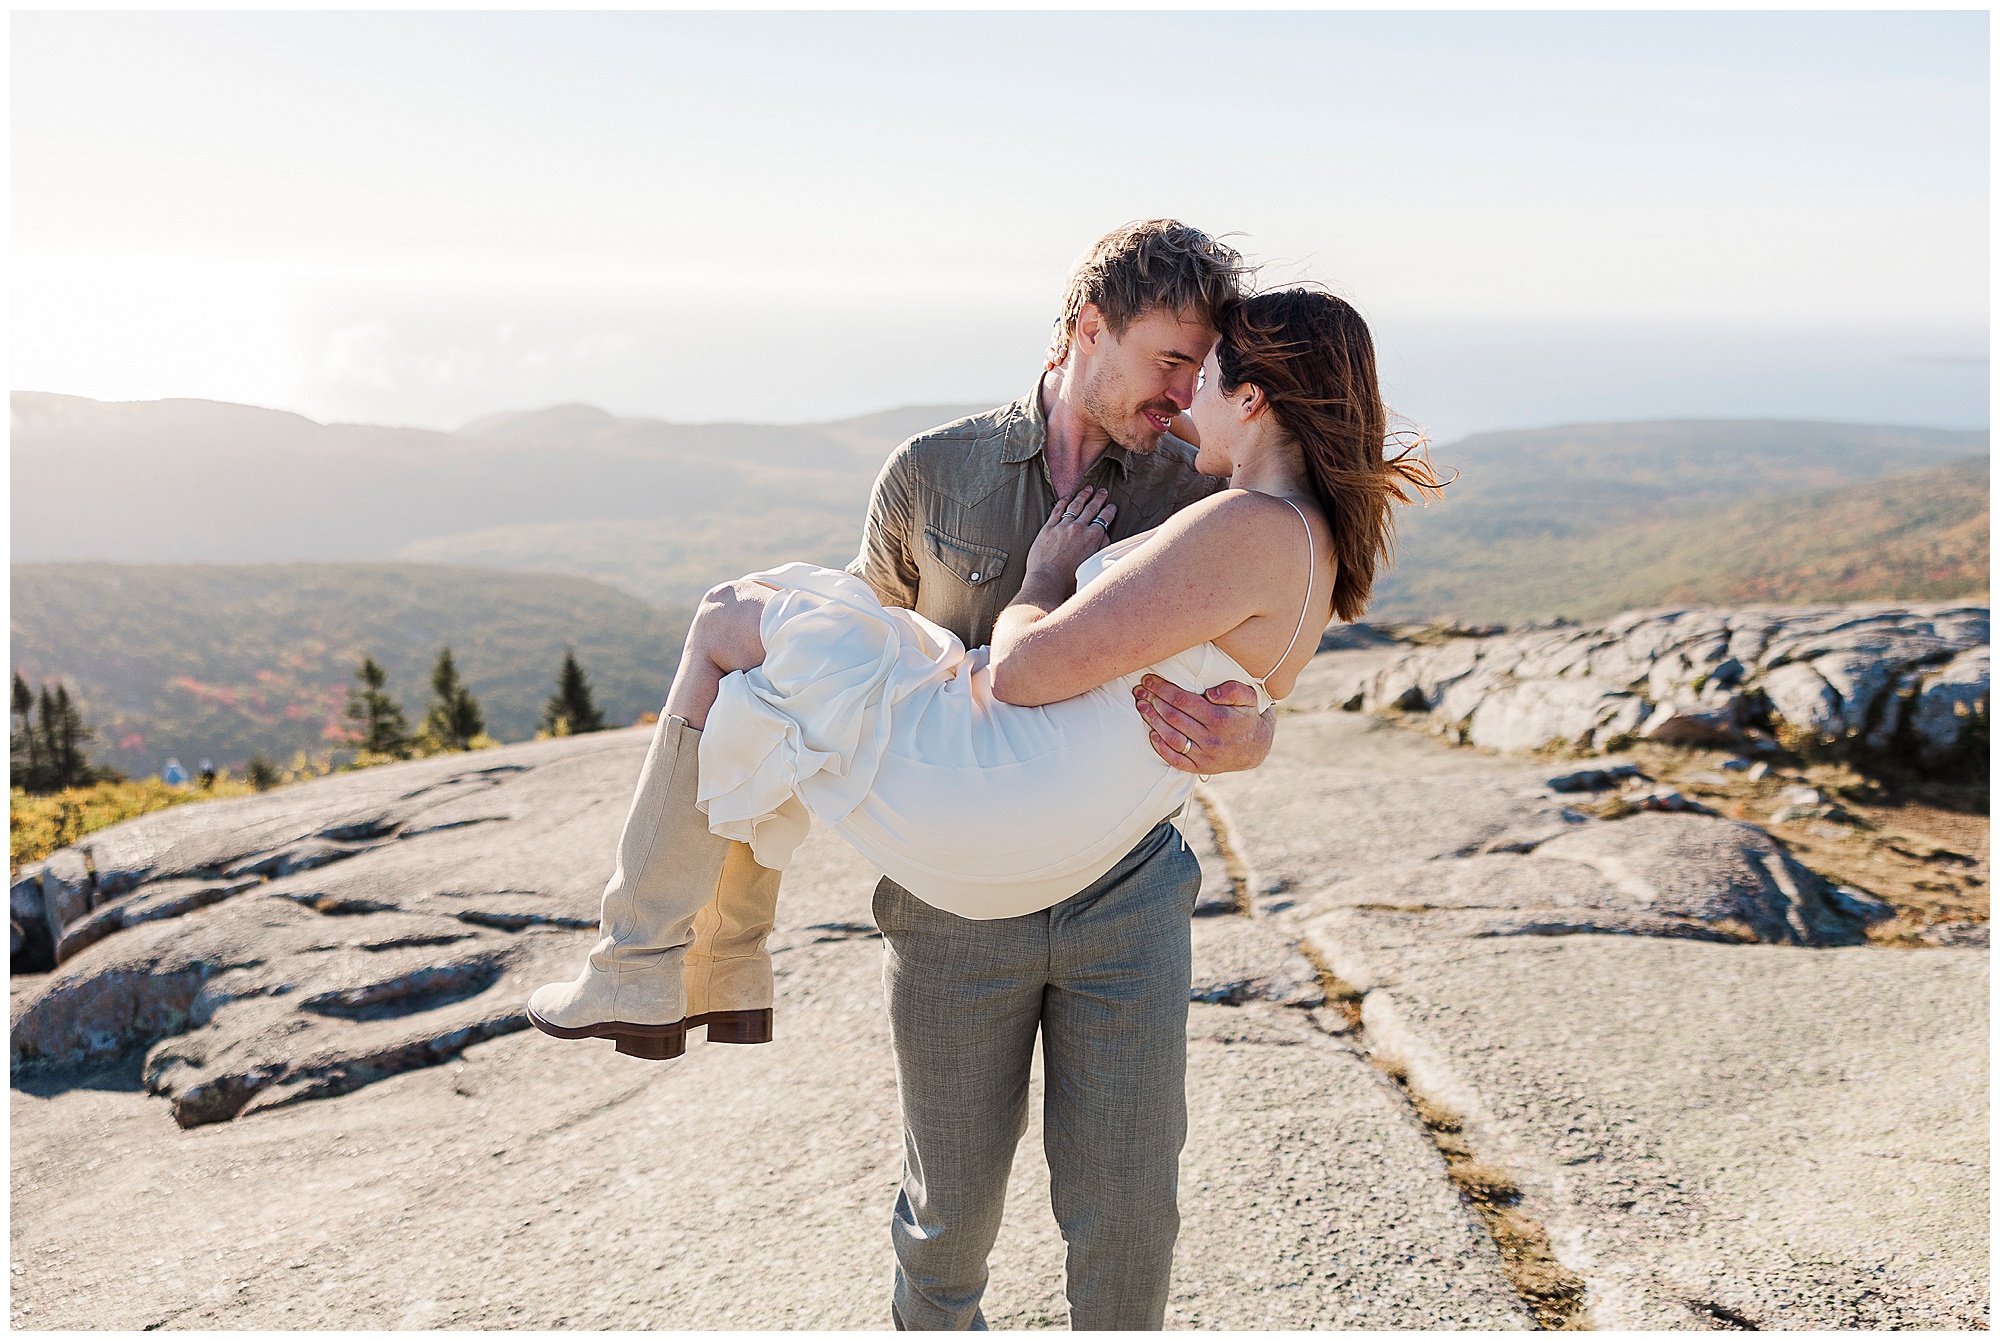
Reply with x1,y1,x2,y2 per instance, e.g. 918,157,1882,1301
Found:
528,288,1441,1057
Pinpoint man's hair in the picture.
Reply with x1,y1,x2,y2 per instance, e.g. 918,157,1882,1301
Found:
1047,219,1251,366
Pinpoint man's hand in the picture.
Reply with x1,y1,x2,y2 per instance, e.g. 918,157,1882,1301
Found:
1133,676,1275,775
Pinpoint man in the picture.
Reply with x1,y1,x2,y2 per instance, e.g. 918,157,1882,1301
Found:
846,219,1273,1329
529,218,1276,1322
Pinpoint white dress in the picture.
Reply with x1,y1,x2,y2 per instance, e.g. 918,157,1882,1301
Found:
697,523,1300,920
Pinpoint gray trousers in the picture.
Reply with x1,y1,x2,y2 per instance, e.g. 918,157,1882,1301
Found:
873,819,1199,1331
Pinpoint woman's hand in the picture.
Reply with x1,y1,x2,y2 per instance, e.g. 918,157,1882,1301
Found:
1023,487,1117,594
992,487,1118,704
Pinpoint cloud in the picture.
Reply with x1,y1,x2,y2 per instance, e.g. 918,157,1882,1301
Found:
321,321,402,392
321,317,644,393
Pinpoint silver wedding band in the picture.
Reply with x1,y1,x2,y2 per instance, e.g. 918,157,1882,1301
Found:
1090,516,1111,530
1061,512,1077,522
1179,734,1193,754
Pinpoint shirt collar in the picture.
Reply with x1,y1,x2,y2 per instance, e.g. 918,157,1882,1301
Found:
1001,374,1134,475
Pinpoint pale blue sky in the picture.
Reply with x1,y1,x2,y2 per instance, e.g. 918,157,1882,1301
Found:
12,10,1989,436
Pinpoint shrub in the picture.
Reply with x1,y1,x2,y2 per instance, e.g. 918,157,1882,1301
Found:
11,777,253,876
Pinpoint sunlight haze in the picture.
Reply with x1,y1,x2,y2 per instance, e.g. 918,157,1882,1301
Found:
12,10,1988,436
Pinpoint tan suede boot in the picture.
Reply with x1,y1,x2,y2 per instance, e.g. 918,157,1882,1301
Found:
527,715,725,1060
683,842,781,1045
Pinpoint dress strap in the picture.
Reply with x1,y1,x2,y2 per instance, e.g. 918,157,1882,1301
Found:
1257,498,1317,683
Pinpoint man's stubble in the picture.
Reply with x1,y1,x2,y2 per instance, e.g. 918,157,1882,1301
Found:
1076,356,1177,455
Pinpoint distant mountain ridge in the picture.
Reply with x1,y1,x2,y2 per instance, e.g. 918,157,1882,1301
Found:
12,392,1989,619
9,392,991,574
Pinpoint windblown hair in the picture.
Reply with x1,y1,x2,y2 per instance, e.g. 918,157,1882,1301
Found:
1047,219,1252,367
1214,288,1447,623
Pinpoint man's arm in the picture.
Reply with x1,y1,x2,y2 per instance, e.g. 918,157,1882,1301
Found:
1133,677,1274,774
846,445,921,610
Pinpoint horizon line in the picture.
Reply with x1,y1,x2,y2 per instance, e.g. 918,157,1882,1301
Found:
10,387,1992,444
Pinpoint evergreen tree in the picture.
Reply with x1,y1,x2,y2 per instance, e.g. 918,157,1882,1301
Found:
541,647,606,736
344,656,411,757
10,675,107,793
422,646,485,751
41,684,82,790
11,671,44,792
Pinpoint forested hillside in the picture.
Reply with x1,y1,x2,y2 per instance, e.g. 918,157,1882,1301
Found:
10,564,691,778
395,508,864,610
12,399,1988,776
18,395,1983,617
1369,421,1987,622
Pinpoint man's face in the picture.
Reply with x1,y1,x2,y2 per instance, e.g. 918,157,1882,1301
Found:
1074,303,1218,452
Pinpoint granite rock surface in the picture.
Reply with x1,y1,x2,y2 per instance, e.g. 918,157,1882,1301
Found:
1205,700,1987,1328
11,726,1531,1329
11,646,1987,1328
1360,602,1989,762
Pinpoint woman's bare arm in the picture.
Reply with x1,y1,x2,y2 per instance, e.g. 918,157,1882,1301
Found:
988,488,1291,707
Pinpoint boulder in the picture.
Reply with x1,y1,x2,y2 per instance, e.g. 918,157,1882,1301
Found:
11,863,54,972
1760,661,1843,741
1464,679,1647,753
1281,645,1411,714
1203,712,1896,955
1620,788,1715,814
1636,699,1747,747
1910,647,1991,765
37,847,95,947
1363,601,1988,760
1527,812,1887,946
1284,812,1887,950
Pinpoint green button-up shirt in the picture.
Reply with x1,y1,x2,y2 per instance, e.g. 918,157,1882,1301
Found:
847,378,1225,649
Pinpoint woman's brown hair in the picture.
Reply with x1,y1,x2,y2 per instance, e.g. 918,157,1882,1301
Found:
1213,288,1444,623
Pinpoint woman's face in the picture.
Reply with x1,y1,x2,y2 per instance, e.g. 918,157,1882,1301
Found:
1187,345,1237,476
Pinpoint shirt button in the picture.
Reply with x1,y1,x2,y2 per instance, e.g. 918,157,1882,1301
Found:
970,572,980,582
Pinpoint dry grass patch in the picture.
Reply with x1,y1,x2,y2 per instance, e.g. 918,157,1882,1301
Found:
1605,741,1989,944
1399,1081,1590,1330
10,779,257,876
1292,942,1592,1328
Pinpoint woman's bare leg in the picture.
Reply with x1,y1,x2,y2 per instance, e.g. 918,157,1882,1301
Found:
663,578,776,728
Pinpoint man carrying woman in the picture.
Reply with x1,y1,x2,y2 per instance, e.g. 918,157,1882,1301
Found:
529,219,1437,1328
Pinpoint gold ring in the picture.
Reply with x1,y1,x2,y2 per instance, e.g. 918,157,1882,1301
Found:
1180,734,1193,754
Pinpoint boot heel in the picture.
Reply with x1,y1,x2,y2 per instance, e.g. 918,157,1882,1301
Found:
699,1009,774,1045
612,1024,686,1060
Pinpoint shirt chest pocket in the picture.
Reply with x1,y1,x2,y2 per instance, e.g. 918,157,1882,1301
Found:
923,526,1009,589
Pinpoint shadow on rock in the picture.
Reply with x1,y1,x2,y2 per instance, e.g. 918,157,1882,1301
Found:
10,1048,149,1099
